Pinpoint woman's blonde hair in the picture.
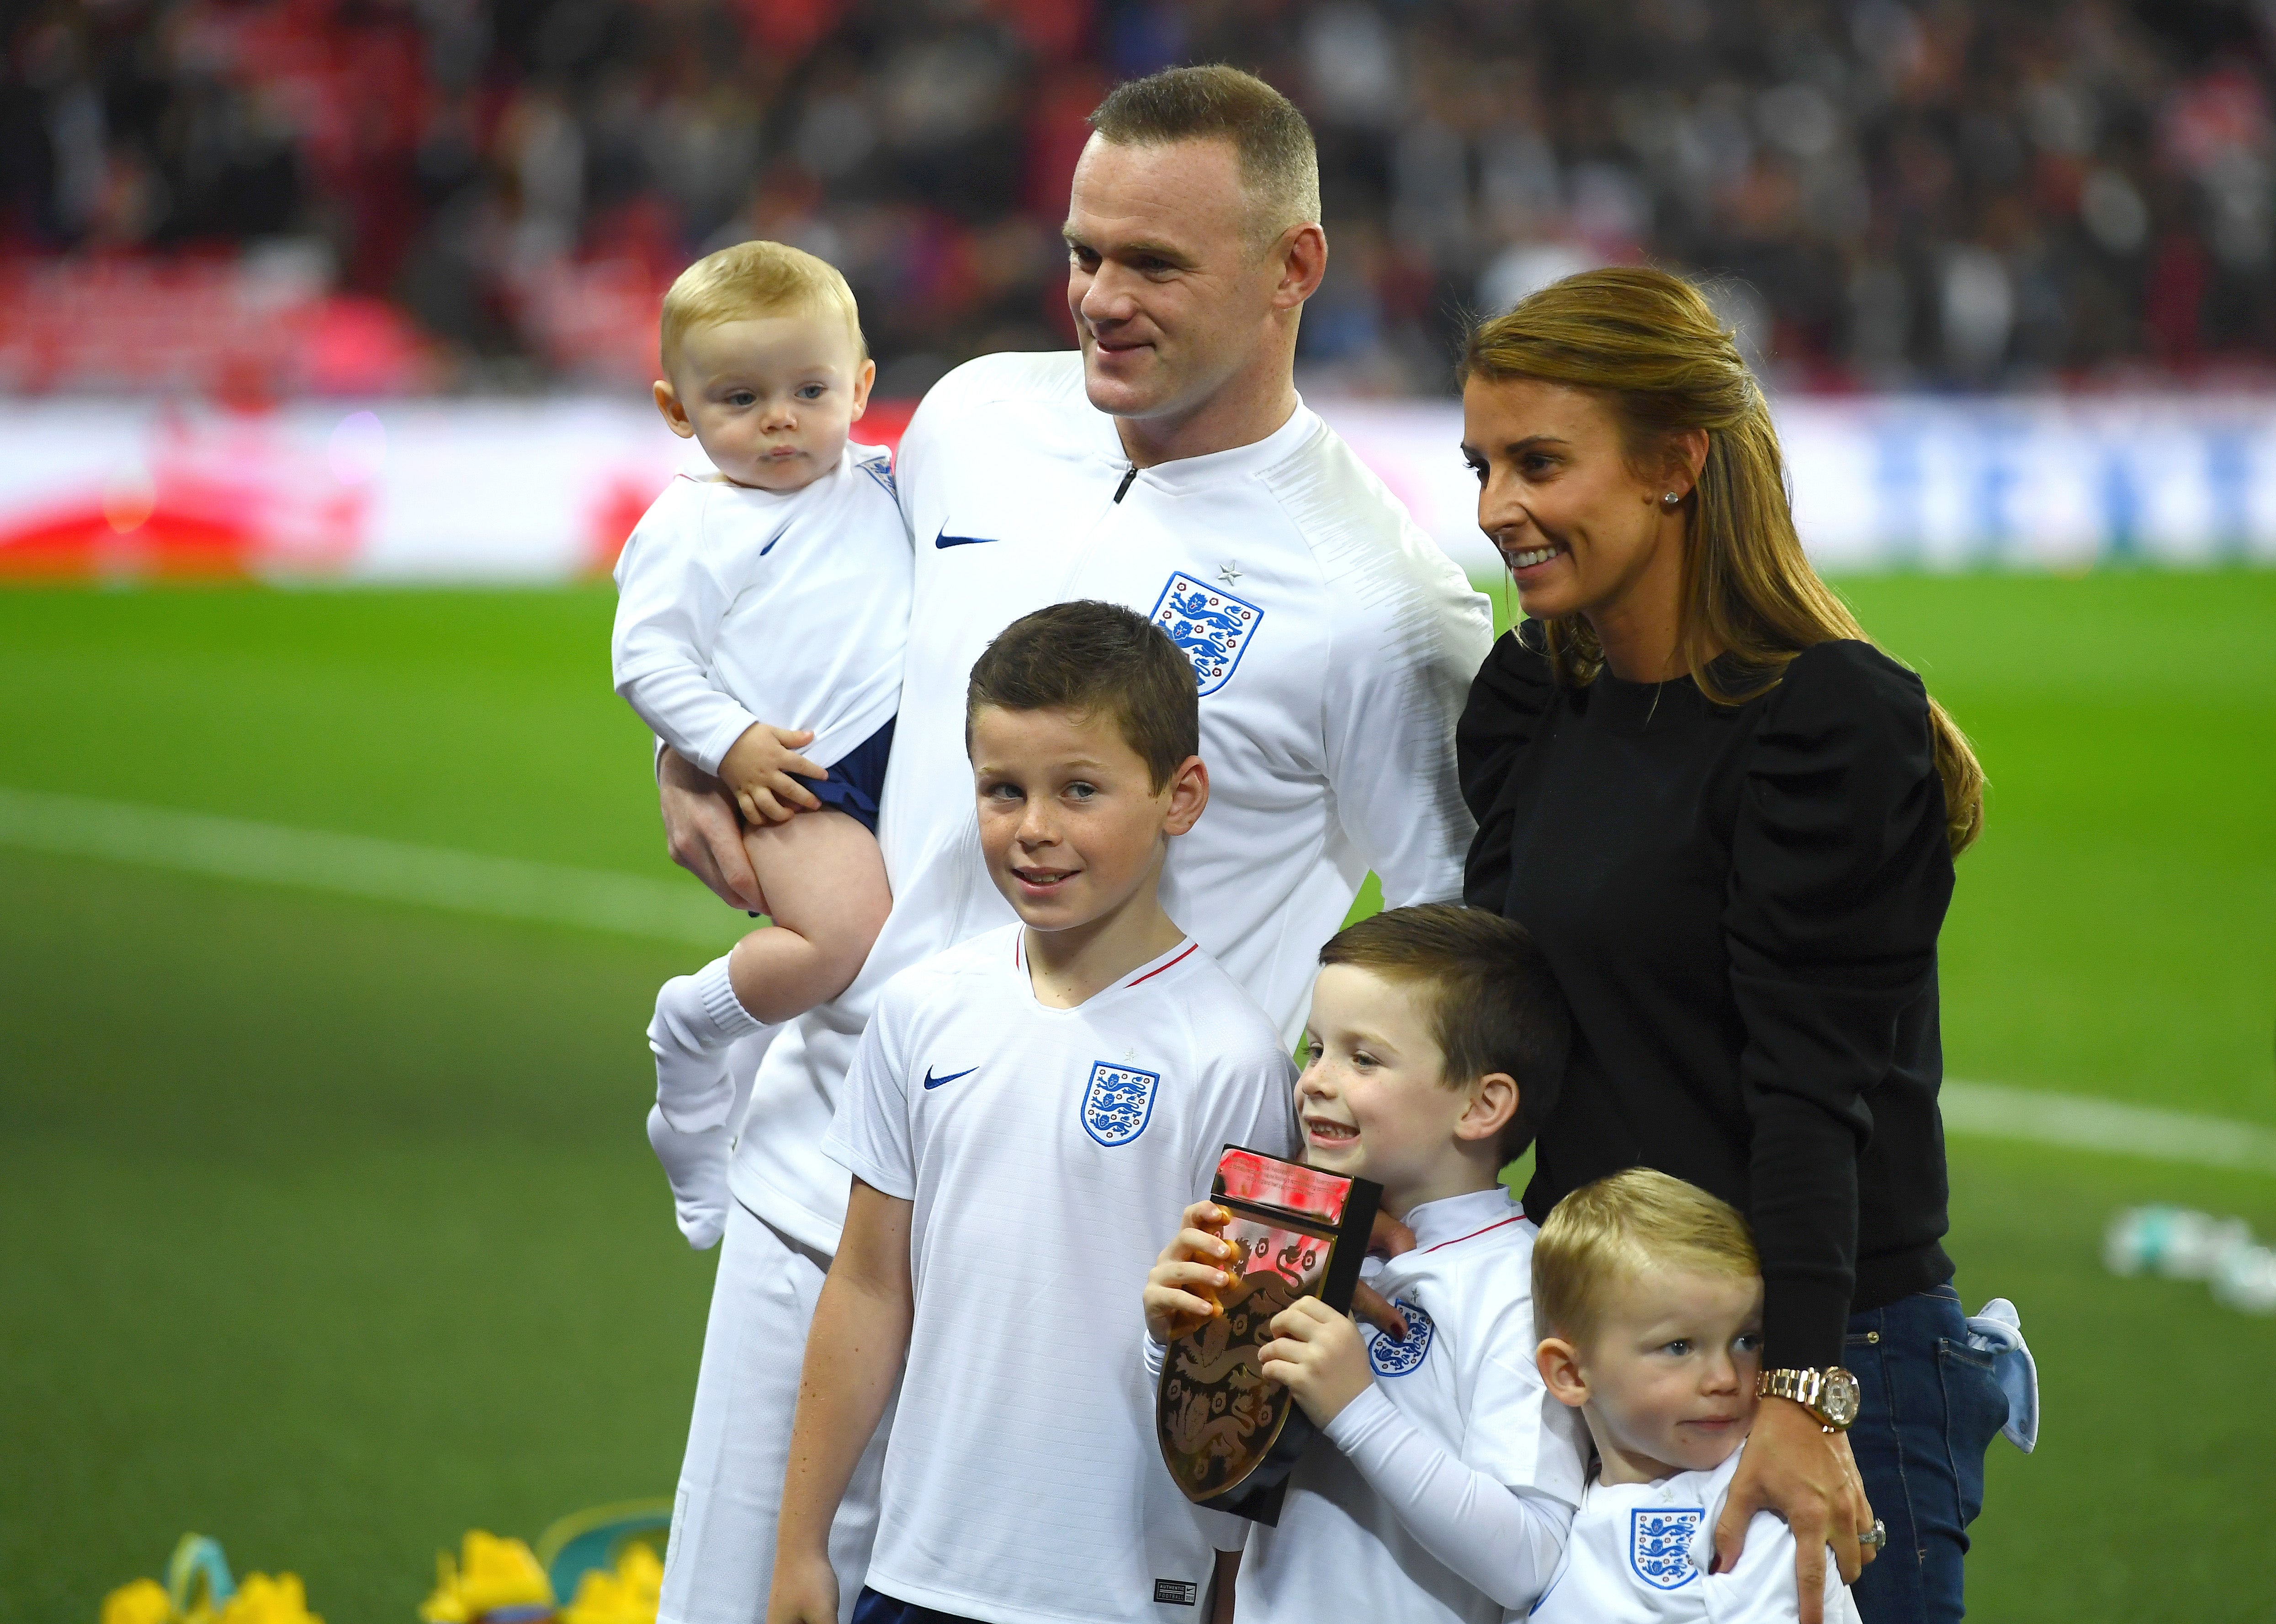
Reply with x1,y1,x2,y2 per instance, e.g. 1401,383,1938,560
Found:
1460,266,1983,855
1532,1167,1759,1348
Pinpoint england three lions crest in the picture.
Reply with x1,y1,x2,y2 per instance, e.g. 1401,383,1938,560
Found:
1366,1299,1434,1376
1150,572,1262,697
1082,1061,1160,1147
1629,1506,1704,1591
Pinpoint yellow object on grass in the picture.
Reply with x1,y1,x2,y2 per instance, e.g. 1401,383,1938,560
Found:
419,1531,555,1624
100,1555,320,1624
215,1574,320,1624
558,1542,662,1624
101,1579,174,1624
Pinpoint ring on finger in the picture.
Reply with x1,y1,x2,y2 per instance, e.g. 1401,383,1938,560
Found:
1858,1519,1888,1551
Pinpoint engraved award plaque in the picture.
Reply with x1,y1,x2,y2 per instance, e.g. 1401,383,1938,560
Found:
1155,1146,1382,1524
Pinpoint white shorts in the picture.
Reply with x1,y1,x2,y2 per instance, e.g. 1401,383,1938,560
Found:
659,1200,894,1624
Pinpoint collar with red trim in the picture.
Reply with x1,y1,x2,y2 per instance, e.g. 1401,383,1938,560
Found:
1402,1185,1526,1254
1011,931,1200,1003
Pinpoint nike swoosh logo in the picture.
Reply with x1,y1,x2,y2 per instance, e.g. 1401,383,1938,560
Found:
933,528,997,549
922,1066,976,1090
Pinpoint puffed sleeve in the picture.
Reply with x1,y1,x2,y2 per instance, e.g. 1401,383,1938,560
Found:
1456,623,1557,915
1723,640,1955,1368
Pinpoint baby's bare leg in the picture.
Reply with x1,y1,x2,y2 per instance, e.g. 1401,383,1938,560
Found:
726,809,891,1024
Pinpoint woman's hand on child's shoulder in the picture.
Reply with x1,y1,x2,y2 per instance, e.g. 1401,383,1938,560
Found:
1258,1296,1374,1427
1144,1202,1235,1343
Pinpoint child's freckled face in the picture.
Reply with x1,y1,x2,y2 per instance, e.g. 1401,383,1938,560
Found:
969,705,1185,935
1573,1267,1765,1478
662,315,871,492
1295,965,1471,1198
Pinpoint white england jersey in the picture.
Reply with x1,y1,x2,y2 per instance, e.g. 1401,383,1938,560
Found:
1238,1189,1591,1624
732,350,1492,1253
611,442,908,775
1528,1444,1863,1624
824,925,1300,1624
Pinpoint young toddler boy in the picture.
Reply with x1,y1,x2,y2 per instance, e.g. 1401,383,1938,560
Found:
769,601,1300,1624
611,239,911,1249
1143,904,1592,1624
1527,1167,1864,1623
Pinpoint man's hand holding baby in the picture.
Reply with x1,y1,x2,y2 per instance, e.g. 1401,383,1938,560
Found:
1257,1296,1373,1425
719,722,826,825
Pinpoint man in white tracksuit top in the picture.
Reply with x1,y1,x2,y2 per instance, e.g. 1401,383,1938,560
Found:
650,67,1493,1624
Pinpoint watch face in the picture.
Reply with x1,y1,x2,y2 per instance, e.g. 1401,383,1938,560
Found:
1820,1367,1862,1428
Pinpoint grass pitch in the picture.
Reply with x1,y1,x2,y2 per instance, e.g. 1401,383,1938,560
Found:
1,571,2272,1622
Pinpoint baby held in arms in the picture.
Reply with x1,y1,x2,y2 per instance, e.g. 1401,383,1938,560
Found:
610,239,908,1248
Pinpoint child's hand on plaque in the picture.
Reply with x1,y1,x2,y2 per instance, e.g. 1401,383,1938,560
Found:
1257,1296,1373,1426
1144,1201,1236,1342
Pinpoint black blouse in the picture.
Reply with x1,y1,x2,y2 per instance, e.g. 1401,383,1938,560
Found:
1459,627,1957,1368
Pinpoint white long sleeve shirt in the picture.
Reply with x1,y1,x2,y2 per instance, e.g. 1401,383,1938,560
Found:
610,443,908,774
1529,1444,1864,1624
1232,1189,1590,1624
731,350,1493,1252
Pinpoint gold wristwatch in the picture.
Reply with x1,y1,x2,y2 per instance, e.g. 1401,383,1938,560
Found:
1757,1366,1862,1431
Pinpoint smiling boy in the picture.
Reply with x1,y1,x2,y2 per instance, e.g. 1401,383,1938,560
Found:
769,601,1299,1624
1143,905,1591,1624
1527,1169,1865,1623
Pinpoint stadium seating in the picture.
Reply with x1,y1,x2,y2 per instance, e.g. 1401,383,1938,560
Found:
1,0,2269,393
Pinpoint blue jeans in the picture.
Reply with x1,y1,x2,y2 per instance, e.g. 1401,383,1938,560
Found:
1844,1285,2010,1624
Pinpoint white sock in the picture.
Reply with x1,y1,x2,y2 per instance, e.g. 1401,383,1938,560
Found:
645,955,764,1250
648,954,764,1131
647,1105,729,1251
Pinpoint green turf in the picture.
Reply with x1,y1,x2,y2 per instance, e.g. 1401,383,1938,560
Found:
1,573,2272,1622
1838,571,2276,1124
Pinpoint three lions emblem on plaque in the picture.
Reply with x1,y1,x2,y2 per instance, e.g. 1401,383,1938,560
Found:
1155,1148,1382,1523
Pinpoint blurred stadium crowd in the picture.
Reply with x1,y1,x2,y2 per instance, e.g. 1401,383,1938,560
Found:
3,0,2274,395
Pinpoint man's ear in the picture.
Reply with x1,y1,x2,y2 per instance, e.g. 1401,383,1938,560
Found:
1537,1336,1590,1407
1271,222,1328,310
1162,755,1210,836
654,380,696,439
1454,1071,1518,1147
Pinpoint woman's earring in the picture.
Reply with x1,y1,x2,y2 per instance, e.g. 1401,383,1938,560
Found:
1661,491,1682,508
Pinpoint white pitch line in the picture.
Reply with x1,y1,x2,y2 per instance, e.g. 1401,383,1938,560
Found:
0,785,736,947
7,787,2274,1175
1942,1080,2276,1176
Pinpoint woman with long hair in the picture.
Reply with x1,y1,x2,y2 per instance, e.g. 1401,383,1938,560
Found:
1457,267,2003,1624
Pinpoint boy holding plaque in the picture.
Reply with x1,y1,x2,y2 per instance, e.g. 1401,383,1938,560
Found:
1143,905,1591,1623
770,601,1300,1624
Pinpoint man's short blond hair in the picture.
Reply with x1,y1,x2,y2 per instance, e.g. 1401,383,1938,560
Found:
659,240,865,376
1088,65,1321,247
1532,1168,1760,1348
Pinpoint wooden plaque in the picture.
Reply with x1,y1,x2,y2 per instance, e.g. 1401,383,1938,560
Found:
1155,1146,1382,1523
